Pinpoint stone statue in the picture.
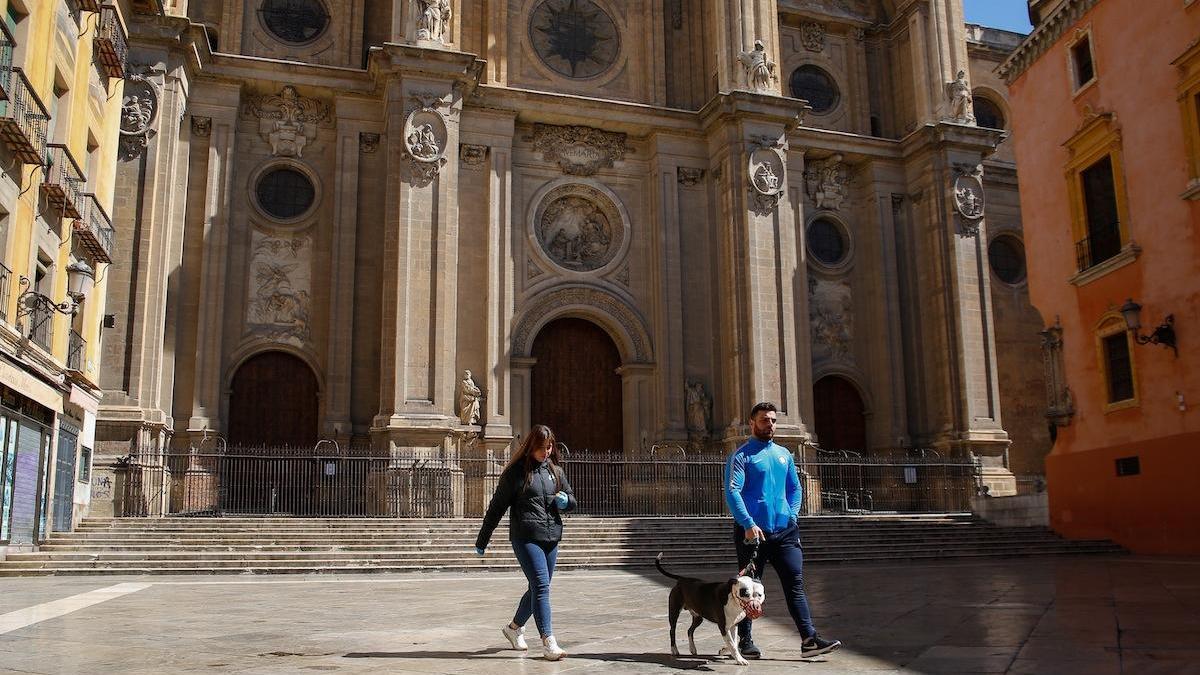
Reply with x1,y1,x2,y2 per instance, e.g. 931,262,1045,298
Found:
685,380,711,436
406,123,440,160
947,69,974,124
807,154,847,211
738,40,776,92
416,0,452,42
458,369,483,426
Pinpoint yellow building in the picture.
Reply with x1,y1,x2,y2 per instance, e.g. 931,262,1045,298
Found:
0,0,131,554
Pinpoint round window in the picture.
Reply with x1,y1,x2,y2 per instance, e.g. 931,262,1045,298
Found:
790,65,840,114
256,167,316,220
988,236,1026,284
529,0,621,79
973,96,1005,130
807,218,847,266
260,0,329,44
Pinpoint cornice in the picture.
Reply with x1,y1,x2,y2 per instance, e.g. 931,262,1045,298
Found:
999,0,1100,84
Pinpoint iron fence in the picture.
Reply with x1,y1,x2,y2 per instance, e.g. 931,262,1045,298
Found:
112,444,983,518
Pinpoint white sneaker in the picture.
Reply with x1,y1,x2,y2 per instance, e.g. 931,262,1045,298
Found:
542,635,566,661
501,624,527,650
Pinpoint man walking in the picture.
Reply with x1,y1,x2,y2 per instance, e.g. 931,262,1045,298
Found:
724,401,841,659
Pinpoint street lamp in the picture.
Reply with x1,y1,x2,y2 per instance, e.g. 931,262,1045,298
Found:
1119,298,1177,357
16,261,95,334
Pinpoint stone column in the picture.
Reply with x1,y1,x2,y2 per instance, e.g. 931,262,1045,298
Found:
646,147,688,443
618,364,656,454
509,357,537,444
185,84,241,436
701,92,809,449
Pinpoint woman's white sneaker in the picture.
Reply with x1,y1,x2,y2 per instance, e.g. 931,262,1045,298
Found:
501,624,528,650
542,635,566,661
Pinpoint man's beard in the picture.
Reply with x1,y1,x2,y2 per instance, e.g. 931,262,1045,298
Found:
753,428,774,441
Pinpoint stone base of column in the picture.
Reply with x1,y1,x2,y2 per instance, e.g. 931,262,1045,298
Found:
978,465,1018,497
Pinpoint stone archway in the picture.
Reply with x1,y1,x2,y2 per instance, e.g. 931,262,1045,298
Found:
530,318,624,453
813,375,867,452
228,351,319,447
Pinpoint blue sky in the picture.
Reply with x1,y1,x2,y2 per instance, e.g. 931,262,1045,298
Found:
963,0,1033,33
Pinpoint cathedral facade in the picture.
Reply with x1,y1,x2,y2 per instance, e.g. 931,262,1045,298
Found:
92,0,1047,511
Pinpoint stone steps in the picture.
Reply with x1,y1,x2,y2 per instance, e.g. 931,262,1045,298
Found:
0,515,1123,576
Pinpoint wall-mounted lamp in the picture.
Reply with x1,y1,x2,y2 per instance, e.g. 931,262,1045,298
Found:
1120,298,1178,357
16,261,95,336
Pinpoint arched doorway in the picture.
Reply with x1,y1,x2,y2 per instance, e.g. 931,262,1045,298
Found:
813,375,867,452
531,318,623,452
228,351,319,447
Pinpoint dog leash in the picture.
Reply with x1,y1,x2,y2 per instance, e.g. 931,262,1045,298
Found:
739,537,761,578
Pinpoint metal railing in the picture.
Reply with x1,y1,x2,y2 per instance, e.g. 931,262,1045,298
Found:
0,261,10,323
42,144,85,219
66,329,85,372
74,194,115,263
95,5,127,78
1074,224,1122,271
1013,474,1047,497
25,298,52,350
0,67,49,165
0,18,13,100
797,450,980,514
112,443,986,518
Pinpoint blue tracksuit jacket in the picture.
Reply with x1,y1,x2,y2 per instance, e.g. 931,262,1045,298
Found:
724,438,803,533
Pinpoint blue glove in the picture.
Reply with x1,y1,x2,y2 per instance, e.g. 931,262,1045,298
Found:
555,491,569,509
474,547,485,556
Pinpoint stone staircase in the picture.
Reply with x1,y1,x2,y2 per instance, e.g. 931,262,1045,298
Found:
0,514,1124,576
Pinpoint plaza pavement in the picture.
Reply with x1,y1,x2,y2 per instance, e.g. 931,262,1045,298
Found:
0,555,1197,674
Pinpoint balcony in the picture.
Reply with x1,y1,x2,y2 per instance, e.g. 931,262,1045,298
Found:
95,5,128,79
67,329,85,372
0,18,13,101
78,0,102,12
1074,224,1122,271
25,298,52,351
0,68,49,165
74,194,115,263
42,144,85,220
0,261,10,323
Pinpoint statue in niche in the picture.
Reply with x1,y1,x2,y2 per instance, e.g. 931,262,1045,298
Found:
738,40,777,92
459,370,483,426
416,0,452,42
946,69,975,124
685,381,711,436
406,122,440,160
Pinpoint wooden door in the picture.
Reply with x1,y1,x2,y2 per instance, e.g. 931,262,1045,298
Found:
228,352,319,448
531,318,623,452
813,376,867,452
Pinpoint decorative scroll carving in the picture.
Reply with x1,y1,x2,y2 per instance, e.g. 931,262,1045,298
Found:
242,85,332,158
532,124,628,176
246,233,312,343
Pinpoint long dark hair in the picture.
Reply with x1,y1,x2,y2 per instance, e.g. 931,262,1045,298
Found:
506,424,563,490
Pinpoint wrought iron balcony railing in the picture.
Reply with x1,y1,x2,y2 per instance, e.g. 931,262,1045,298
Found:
74,194,115,263
42,144,85,220
0,19,13,101
95,5,128,79
67,329,86,372
1074,223,1122,271
26,298,52,351
0,261,10,324
0,67,49,165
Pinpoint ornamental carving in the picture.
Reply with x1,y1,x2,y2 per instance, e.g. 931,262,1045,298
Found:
534,184,623,272
677,167,705,187
1040,319,1074,427
529,0,620,79
119,67,163,161
953,164,985,235
460,143,488,167
532,124,628,176
513,286,652,362
191,116,211,137
359,132,380,154
242,85,332,158
801,22,826,52
246,233,312,343
809,278,853,362
401,94,451,186
805,153,848,211
748,135,786,215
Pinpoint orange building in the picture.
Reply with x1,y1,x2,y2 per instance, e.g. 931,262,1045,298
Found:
1000,0,1200,554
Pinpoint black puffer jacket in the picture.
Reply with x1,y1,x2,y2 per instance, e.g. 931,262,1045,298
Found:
476,459,578,548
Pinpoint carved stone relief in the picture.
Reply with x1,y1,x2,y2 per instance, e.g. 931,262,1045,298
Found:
532,124,628,176
614,262,630,287
242,85,332,158
119,66,163,161
748,135,786,215
513,286,652,362
460,143,488,168
801,22,826,52
246,232,312,343
953,164,985,236
533,184,624,272
809,277,853,363
1040,319,1074,427
191,116,212,137
805,153,848,211
677,167,705,187
738,39,777,92
401,92,452,186
359,132,380,154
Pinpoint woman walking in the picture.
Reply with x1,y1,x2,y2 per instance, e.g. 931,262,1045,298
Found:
475,424,577,660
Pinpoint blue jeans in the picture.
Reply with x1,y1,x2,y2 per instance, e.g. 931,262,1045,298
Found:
734,521,817,640
511,539,558,638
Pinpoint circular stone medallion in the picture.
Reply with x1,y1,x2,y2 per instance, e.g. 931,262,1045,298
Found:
403,108,448,163
534,184,624,272
529,0,620,79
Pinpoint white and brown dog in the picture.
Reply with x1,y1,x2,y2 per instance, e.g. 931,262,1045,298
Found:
655,553,766,666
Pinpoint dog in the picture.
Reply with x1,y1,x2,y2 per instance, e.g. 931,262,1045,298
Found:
655,552,765,666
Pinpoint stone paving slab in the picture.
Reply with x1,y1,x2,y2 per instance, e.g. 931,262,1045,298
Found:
0,556,1197,673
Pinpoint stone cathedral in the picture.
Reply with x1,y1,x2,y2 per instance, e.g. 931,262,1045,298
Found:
95,0,1048,496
